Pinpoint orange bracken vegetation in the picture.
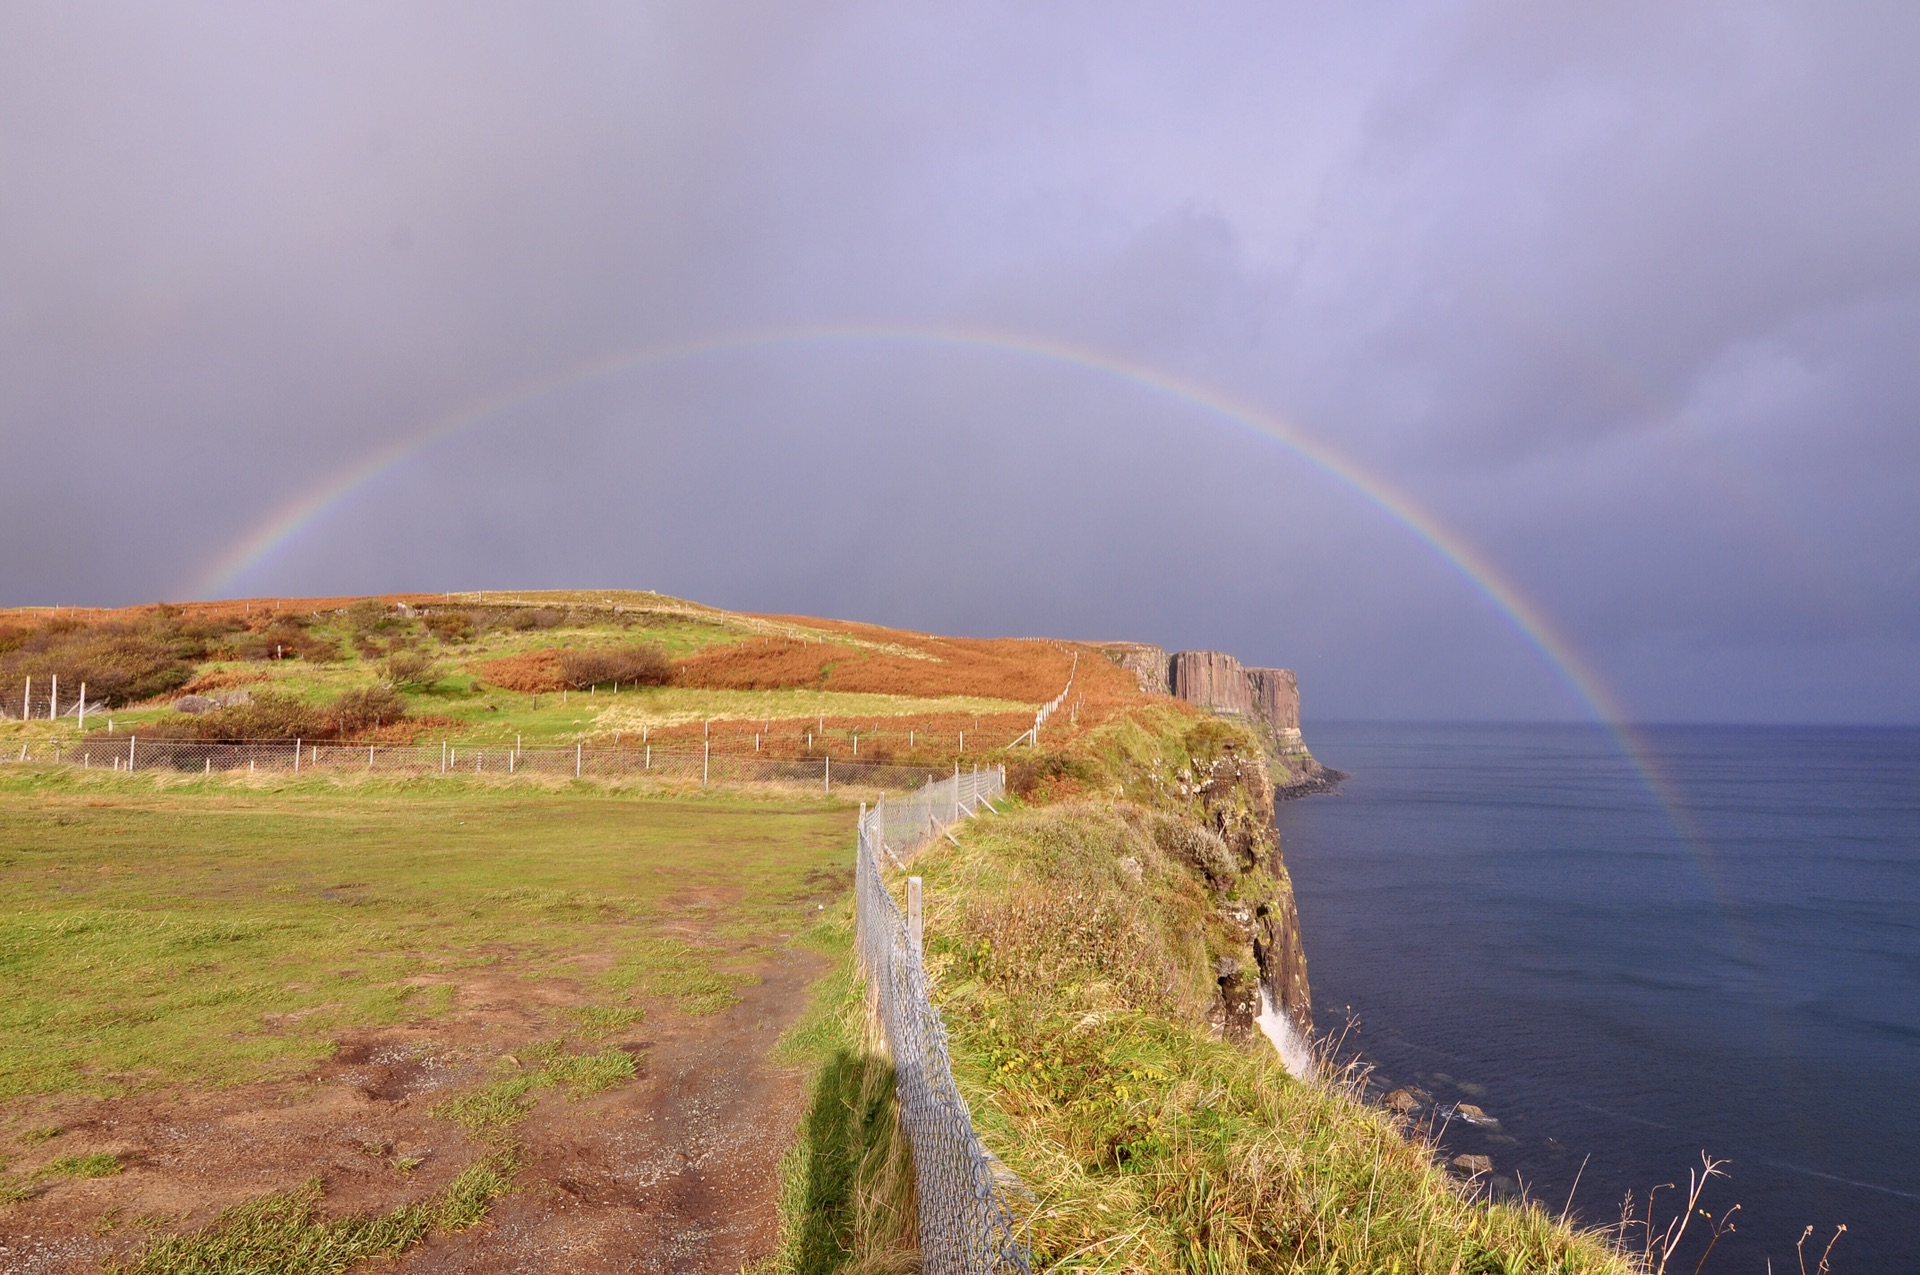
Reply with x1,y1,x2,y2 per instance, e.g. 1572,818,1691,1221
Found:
669,638,833,690
676,632,1081,703
472,649,564,693
177,669,272,695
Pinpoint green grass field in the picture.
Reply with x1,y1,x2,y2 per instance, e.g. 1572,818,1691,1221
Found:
0,768,855,1103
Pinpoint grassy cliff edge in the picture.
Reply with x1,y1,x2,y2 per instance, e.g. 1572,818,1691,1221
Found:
771,707,1636,1274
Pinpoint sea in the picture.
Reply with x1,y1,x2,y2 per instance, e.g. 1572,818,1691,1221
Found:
1274,722,1920,1271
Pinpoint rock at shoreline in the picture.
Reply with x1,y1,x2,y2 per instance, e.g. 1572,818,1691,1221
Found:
1453,1103,1499,1127
1385,1088,1421,1115
1451,1154,1493,1175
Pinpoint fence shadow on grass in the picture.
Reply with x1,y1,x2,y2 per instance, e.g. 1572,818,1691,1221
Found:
789,1045,918,1275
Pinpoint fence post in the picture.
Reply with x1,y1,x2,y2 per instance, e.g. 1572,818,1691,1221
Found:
907,876,923,955
78,682,86,732
703,740,710,786
50,675,57,721
128,736,136,772
824,754,830,793
294,740,301,774
645,744,650,770
22,676,29,721
575,742,582,778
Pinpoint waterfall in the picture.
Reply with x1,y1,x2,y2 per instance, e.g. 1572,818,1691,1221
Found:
1256,980,1315,1081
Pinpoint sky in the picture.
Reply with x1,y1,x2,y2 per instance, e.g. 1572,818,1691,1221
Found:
2,2,1916,723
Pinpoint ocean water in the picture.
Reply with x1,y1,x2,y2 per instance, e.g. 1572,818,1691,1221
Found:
1274,722,1920,1270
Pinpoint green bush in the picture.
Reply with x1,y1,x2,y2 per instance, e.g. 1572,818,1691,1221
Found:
382,650,440,690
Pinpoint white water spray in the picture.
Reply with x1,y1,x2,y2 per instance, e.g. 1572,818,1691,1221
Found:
1257,981,1315,1081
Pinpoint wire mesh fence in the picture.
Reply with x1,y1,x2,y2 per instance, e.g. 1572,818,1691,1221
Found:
0,734,944,790
856,766,1032,1275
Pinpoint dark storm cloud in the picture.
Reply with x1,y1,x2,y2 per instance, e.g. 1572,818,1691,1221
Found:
2,2,1915,721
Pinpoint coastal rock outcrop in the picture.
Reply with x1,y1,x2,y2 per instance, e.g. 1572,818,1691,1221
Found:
1104,642,1331,795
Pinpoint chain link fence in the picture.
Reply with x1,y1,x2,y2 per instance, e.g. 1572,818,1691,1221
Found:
0,734,943,791
857,766,1031,1275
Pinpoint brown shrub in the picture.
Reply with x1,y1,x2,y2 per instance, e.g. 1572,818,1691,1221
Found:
422,610,475,643
217,623,342,663
556,644,671,690
1006,753,1101,801
136,685,410,742
0,627,197,708
137,691,329,741
327,685,408,735
344,600,408,636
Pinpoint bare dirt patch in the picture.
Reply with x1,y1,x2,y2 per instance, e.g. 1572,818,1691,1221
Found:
0,945,824,1275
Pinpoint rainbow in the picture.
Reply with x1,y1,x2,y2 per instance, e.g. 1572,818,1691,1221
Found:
192,320,1683,801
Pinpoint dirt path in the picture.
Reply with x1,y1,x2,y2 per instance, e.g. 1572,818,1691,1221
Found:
0,944,825,1275
393,945,822,1273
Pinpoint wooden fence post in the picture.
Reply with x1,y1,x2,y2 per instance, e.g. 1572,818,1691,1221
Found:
907,877,923,955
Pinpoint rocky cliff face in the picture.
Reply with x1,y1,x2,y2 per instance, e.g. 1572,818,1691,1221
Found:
1105,643,1324,789
1099,640,1335,1045
1163,721,1314,1040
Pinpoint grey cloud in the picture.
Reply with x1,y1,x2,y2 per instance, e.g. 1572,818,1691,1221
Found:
2,1,1916,721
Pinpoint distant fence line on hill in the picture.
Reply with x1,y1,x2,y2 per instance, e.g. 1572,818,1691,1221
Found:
856,766,1033,1275
0,734,947,791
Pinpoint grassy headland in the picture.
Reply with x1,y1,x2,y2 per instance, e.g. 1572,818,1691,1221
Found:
773,707,1638,1274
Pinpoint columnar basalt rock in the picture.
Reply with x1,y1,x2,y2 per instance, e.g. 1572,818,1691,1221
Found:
1246,667,1302,745
1168,649,1254,717
1105,645,1304,748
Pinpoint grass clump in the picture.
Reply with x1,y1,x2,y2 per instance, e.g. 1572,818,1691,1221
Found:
600,936,758,1015
567,1004,646,1038
108,1157,512,1275
44,1152,121,1179
431,1041,638,1140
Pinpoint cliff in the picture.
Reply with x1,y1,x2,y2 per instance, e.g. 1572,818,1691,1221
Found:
1102,642,1332,796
